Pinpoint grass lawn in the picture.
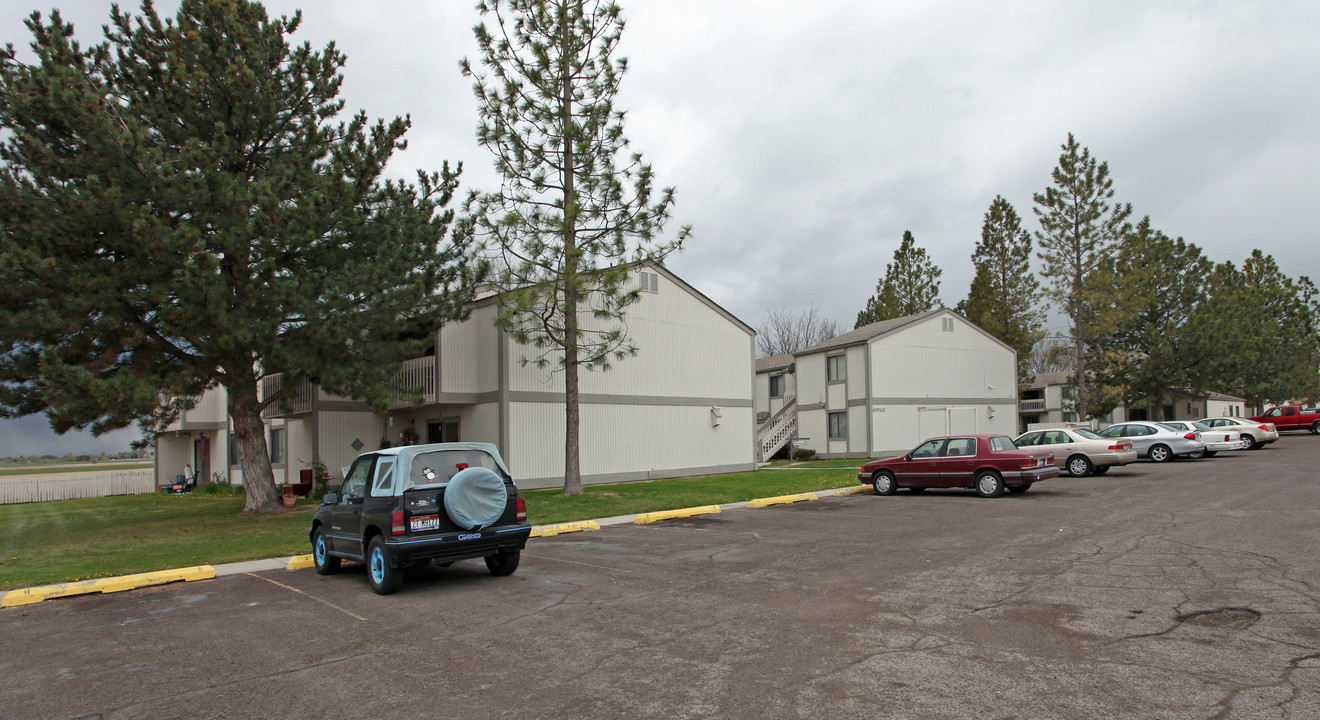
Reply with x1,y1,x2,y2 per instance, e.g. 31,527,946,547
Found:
0,461,153,477
1,466,870,591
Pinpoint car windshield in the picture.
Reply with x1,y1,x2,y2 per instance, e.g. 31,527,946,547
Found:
989,436,1016,452
1157,423,1185,432
1074,428,1103,440
1191,421,1213,431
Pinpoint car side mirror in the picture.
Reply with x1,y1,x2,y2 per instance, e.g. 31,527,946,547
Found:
322,492,339,505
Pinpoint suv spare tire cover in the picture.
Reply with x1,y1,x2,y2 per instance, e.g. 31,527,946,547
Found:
444,467,508,530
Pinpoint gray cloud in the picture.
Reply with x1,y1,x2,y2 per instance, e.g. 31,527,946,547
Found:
3,0,1316,451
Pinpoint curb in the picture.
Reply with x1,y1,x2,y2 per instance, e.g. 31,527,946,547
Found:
748,492,818,508
634,505,722,524
1,566,216,608
2,485,872,607
531,520,602,537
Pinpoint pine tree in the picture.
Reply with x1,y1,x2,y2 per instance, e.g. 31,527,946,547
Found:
956,196,1044,390
1089,217,1213,419
0,1,478,512
855,230,942,328
1032,133,1132,419
462,0,689,496
1193,252,1318,412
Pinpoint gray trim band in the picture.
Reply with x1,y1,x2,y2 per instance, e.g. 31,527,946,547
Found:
506,391,751,408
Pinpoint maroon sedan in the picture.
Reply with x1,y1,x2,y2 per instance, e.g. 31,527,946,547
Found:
859,434,1059,497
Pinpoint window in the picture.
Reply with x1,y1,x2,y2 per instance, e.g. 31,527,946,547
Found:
228,434,239,467
638,270,659,293
269,428,286,465
943,437,976,456
828,411,848,440
827,354,846,383
370,457,396,497
989,436,1017,452
341,457,373,500
941,317,954,332
769,375,785,398
911,439,944,458
1016,432,1041,446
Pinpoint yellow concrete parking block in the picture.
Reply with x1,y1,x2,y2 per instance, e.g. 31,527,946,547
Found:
748,492,818,508
2,566,216,608
531,520,601,537
833,485,872,495
287,555,315,570
634,505,721,524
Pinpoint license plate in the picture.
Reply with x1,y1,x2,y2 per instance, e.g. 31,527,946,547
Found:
410,514,440,532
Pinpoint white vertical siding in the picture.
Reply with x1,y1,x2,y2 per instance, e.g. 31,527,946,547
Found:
507,272,753,401
507,400,755,490
440,304,498,394
317,411,384,482
870,317,1015,401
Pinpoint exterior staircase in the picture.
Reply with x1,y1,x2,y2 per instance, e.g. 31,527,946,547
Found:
756,398,798,462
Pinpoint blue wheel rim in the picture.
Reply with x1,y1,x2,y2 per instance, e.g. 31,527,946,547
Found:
371,547,385,584
315,536,326,564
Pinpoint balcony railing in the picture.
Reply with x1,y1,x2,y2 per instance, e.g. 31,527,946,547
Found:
390,356,437,408
1019,399,1046,412
261,374,314,417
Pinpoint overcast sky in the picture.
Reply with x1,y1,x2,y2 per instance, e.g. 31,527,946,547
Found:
3,0,1317,456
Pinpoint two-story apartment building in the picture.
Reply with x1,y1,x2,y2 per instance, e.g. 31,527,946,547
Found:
792,309,1019,459
159,265,757,491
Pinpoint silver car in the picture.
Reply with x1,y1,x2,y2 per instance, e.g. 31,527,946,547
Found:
1098,421,1206,463
1158,420,1244,457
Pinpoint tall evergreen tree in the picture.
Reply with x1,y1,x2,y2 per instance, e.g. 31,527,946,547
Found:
462,0,688,496
956,196,1044,390
0,1,477,512
855,230,942,328
1088,217,1214,419
1032,133,1132,419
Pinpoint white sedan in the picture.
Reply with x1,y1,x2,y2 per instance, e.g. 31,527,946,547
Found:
1158,420,1244,457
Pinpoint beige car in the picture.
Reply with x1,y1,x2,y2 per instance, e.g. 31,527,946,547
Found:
1015,427,1140,477
1200,416,1280,450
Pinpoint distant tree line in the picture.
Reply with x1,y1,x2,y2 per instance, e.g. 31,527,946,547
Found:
769,133,1317,417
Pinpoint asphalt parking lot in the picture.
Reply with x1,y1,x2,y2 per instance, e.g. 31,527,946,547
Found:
4,436,1320,720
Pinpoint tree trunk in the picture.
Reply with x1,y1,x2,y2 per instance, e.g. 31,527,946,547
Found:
229,382,284,513
559,25,583,498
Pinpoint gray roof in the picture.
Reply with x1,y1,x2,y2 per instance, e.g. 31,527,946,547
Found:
797,309,948,355
1029,371,1073,389
755,354,794,373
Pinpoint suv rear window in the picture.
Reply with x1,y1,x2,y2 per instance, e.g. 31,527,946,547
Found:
408,450,504,489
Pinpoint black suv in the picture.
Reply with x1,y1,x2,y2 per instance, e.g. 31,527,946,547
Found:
309,442,531,595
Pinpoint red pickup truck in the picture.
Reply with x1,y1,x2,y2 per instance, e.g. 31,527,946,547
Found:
1248,405,1320,433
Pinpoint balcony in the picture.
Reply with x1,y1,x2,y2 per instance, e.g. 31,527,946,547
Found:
389,356,437,408
260,356,438,418
1019,399,1046,412
261,374,314,418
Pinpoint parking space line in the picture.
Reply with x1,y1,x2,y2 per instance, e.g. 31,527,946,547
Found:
246,573,368,621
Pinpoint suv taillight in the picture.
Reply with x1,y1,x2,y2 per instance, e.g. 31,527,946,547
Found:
515,497,527,522
391,508,406,536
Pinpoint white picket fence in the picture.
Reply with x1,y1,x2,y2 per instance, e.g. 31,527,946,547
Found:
0,469,156,505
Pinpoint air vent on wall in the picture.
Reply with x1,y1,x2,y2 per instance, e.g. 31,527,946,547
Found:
639,270,659,293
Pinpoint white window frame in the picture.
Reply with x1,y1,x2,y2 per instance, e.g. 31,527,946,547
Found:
828,411,848,440
827,354,846,383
